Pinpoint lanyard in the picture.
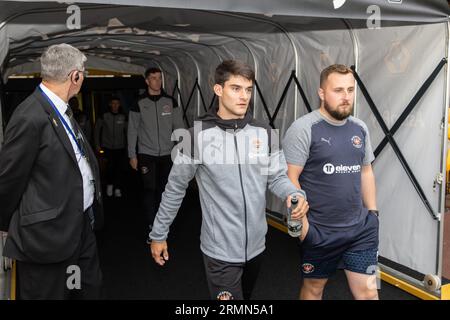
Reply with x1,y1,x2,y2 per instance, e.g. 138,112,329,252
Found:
38,87,86,157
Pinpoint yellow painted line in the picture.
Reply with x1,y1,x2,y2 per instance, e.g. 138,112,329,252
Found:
380,271,439,300
76,94,83,111
267,215,443,300
267,216,287,233
10,260,16,300
86,69,140,76
12,70,140,78
441,284,450,300
91,92,96,125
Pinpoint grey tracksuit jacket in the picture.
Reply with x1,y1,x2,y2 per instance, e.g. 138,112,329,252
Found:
94,111,127,150
150,107,306,263
128,90,184,158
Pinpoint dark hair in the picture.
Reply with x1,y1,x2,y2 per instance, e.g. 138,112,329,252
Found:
144,67,162,78
320,64,353,87
110,96,120,102
214,60,255,86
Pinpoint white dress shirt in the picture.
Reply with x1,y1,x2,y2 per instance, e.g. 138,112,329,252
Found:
40,83,95,211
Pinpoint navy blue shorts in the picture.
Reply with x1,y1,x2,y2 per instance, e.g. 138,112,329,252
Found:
300,212,379,279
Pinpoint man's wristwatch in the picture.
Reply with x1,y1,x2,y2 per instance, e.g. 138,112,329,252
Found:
368,209,379,217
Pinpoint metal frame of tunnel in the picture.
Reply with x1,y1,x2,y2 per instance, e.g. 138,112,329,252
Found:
1,1,449,301
182,78,208,128
1,5,304,131
437,20,450,292
170,69,313,130
213,11,300,119
0,69,6,144
255,71,312,129
344,18,449,299
351,60,447,222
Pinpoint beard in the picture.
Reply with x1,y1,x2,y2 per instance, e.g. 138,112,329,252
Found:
324,101,353,121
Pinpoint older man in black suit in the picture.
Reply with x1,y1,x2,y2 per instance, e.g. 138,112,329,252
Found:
0,44,103,299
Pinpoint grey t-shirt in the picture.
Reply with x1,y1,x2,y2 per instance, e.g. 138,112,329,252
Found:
283,110,374,228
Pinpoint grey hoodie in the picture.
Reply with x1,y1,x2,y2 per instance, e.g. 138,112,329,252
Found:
150,106,306,263
94,111,127,150
128,90,184,158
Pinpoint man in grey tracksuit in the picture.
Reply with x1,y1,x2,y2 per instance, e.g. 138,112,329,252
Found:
94,96,127,197
150,60,309,300
128,67,185,241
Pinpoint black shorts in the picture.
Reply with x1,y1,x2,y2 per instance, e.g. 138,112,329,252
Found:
202,253,263,300
300,212,379,279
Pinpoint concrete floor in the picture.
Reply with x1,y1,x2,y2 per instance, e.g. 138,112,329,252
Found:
96,178,417,300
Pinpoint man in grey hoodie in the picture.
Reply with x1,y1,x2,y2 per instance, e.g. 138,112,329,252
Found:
150,60,308,300
128,67,185,242
94,97,128,198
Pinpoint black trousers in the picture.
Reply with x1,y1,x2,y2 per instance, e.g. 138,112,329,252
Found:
137,154,172,228
203,253,264,300
103,148,126,188
16,211,103,300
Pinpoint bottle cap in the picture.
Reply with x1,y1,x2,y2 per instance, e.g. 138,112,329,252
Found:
291,195,298,204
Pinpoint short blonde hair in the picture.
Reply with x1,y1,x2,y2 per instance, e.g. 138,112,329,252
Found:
320,64,353,88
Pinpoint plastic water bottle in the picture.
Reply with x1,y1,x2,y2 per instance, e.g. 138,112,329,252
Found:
287,196,302,237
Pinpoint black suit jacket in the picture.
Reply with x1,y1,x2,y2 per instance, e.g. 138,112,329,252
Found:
0,88,103,263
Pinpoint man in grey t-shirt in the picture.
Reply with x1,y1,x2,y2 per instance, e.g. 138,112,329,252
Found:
283,64,379,300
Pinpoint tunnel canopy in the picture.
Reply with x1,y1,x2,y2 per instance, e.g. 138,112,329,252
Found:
0,0,449,298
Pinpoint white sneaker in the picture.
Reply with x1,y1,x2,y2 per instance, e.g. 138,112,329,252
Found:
106,185,113,197
114,189,122,198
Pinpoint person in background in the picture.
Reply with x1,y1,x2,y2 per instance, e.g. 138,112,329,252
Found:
127,67,185,243
0,43,103,299
94,96,128,198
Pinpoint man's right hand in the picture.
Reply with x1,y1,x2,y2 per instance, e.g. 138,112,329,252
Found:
129,157,138,171
151,240,169,266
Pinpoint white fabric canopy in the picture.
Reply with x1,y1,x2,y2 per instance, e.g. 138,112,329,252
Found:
0,0,449,294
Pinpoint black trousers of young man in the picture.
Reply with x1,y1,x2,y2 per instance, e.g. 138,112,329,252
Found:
203,253,264,300
137,154,172,229
103,148,126,188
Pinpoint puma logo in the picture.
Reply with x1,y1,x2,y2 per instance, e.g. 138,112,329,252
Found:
209,144,222,152
321,137,332,146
